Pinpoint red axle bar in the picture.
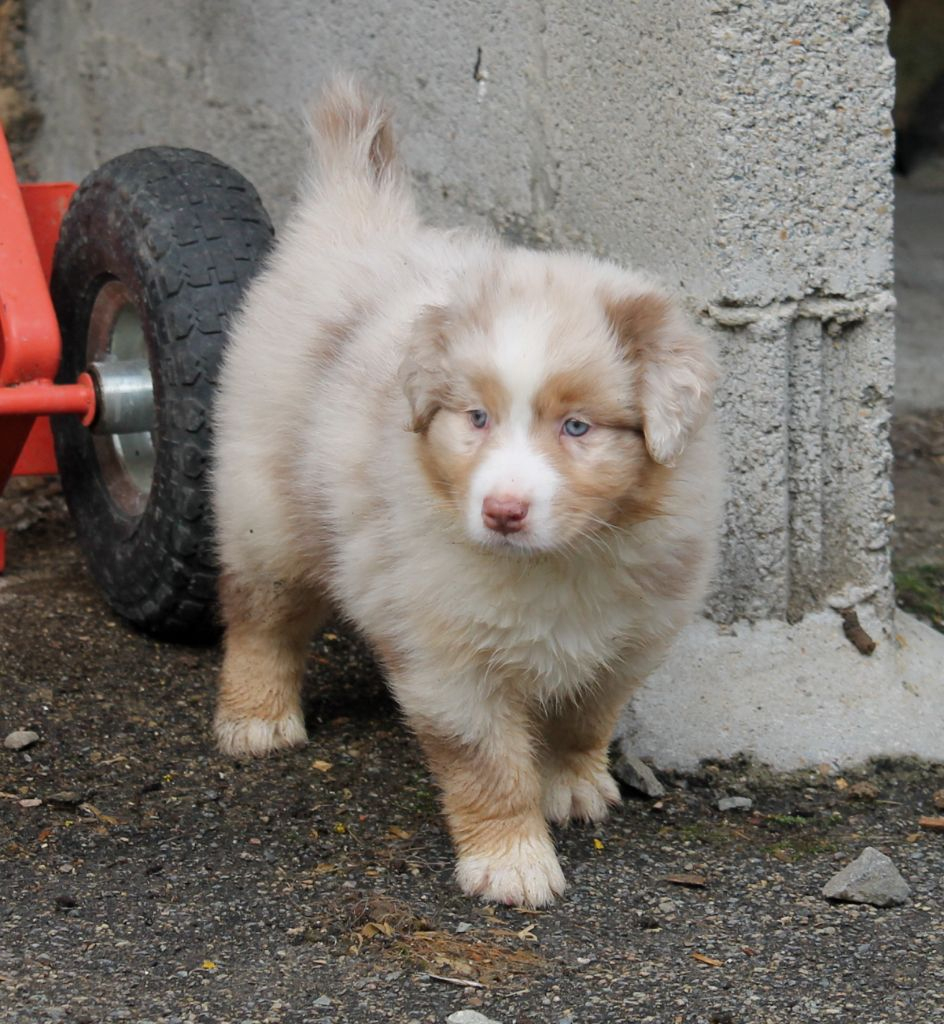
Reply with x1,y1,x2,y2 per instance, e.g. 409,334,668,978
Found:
0,375,96,423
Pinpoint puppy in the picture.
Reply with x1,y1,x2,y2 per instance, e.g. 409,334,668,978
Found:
212,78,721,907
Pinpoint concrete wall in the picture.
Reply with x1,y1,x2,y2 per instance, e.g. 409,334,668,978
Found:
22,0,898,627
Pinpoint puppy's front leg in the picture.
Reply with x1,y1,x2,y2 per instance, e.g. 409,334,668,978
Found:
539,674,635,826
400,674,564,907
214,573,328,757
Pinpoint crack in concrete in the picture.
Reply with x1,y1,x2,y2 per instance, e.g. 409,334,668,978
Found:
706,290,896,328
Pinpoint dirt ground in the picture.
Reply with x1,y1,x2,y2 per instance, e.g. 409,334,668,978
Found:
2,457,944,1024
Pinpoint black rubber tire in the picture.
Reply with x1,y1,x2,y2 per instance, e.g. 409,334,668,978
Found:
51,147,274,642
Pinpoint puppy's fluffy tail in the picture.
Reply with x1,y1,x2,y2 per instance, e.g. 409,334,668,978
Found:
308,76,401,190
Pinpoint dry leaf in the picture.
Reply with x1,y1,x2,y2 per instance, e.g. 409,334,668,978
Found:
918,816,944,831
663,872,707,888
516,923,538,942
593,838,604,850
692,952,723,967
835,778,849,791
311,760,333,773
81,803,120,826
388,825,412,839
201,960,217,970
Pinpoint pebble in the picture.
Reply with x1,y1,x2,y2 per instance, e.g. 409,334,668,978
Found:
47,790,83,807
446,1012,502,1024
313,995,332,1008
822,847,911,907
717,796,753,812
4,729,39,751
612,744,666,797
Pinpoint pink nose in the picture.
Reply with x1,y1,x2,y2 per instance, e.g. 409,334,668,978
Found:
482,496,530,534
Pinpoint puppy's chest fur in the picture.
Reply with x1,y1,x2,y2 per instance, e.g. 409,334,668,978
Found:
353,530,681,701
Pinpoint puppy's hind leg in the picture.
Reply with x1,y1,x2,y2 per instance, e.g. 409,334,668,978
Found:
214,573,328,757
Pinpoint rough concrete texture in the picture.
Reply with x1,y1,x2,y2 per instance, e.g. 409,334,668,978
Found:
710,301,895,624
621,608,944,770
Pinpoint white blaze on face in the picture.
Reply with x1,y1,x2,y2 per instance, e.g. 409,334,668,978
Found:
466,310,562,550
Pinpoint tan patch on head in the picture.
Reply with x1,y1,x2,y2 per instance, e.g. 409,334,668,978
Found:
530,356,670,535
536,425,671,532
534,366,639,430
416,411,482,510
404,320,512,512
604,291,674,359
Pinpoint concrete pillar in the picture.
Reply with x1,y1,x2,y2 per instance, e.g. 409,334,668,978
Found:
21,0,944,767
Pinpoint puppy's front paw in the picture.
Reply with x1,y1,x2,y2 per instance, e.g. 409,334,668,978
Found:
456,834,566,907
214,710,308,757
543,763,620,825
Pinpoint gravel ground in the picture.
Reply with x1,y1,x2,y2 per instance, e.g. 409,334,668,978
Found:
2,484,943,1024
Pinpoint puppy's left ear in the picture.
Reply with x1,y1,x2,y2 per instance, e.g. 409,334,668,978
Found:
605,290,719,466
398,306,451,433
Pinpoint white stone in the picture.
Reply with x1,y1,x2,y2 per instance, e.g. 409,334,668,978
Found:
4,730,39,751
822,847,911,908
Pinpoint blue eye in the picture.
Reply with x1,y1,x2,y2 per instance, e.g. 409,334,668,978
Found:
469,409,489,429
563,418,590,437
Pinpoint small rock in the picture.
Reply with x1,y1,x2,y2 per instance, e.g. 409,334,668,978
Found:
717,796,753,812
612,747,666,798
846,781,880,801
446,1012,502,1024
313,996,332,1008
46,790,83,808
455,921,473,933
822,847,911,907
4,729,39,751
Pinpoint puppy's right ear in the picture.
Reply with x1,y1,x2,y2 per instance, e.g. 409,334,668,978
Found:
398,306,451,433
605,289,719,467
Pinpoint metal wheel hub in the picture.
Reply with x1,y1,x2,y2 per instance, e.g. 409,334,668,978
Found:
86,280,156,516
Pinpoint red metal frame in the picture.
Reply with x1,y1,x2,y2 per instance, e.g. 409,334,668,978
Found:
0,124,96,570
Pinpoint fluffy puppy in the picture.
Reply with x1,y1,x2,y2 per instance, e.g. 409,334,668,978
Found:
212,79,721,907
